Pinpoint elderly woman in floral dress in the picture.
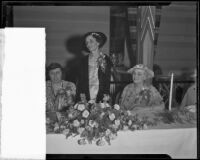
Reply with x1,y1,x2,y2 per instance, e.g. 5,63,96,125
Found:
120,64,164,112
46,63,76,112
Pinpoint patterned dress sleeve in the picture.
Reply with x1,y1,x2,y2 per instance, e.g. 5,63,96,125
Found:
46,81,55,112
149,85,164,106
63,81,76,96
119,84,133,110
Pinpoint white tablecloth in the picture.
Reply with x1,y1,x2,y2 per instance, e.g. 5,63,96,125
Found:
47,128,197,159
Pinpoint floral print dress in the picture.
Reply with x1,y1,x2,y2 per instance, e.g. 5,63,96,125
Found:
120,83,164,111
46,80,76,112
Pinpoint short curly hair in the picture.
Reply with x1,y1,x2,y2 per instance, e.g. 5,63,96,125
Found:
46,63,64,80
83,32,107,52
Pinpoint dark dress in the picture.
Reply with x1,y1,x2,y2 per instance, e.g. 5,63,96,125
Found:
76,54,112,103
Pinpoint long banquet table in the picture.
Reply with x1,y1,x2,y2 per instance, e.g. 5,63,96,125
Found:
46,122,197,159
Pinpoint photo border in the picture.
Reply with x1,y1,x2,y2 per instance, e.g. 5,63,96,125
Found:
0,1,198,159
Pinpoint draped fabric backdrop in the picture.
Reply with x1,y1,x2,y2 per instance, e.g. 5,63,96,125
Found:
125,6,138,68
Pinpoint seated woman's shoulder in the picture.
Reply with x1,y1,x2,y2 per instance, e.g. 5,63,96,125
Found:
148,85,164,104
148,85,160,93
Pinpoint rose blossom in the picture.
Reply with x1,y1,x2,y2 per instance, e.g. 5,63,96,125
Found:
77,104,85,111
86,126,92,131
65,120,69,124
100,103,106,109
128,120,132,126
89,121,99,128
114,119,120,126
46,118,50,124
60,125,66,129
96,139,105,146
74,103,78,109
127,110,131,116
112,124,119,130
77,127,85,134
123,125,129,131
82,110,90,118
114,104,120,110
68,113,73,119
78,139,87,145
62,129,70,135
94,122,99,128
143,124,148,130
109,133,117,140
105,129,111,136
89,120,95,127
100,112,105,118
103,94,110,102
109,113,115,121
80,119,85,124
54,123,59,132
105,103,110,108
73,120,80,127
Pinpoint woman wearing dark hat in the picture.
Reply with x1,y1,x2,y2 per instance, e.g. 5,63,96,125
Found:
120,64,164,111
76,31,112,102
46,63,76,112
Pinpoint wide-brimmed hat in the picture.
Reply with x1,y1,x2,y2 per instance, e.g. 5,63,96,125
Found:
127,64,154,79
83,31,107,48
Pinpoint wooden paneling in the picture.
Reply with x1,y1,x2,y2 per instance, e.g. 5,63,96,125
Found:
13,6,110,67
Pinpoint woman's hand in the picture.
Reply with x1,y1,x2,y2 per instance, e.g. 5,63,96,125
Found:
47,99,56,112
185,105,196,113
57,96,67,111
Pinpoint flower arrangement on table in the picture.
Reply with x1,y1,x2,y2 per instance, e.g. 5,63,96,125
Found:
46,93,197,146
155,106,196,124
46,94,156,146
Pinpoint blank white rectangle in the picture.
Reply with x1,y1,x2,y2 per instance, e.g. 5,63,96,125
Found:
1,28,46,159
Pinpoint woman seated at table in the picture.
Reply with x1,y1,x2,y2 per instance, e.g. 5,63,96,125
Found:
120,64,164,111
46,63,76,112
180,69,196,112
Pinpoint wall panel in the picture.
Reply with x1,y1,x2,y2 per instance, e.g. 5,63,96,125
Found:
13,6,110,67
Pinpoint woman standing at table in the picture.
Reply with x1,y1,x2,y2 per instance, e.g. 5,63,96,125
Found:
120,64,164,111
76,32,112,103
46,63,76,112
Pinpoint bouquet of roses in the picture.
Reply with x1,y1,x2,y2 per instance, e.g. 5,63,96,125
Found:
76,94,123,145
156,106,197,124
47,94,156,146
